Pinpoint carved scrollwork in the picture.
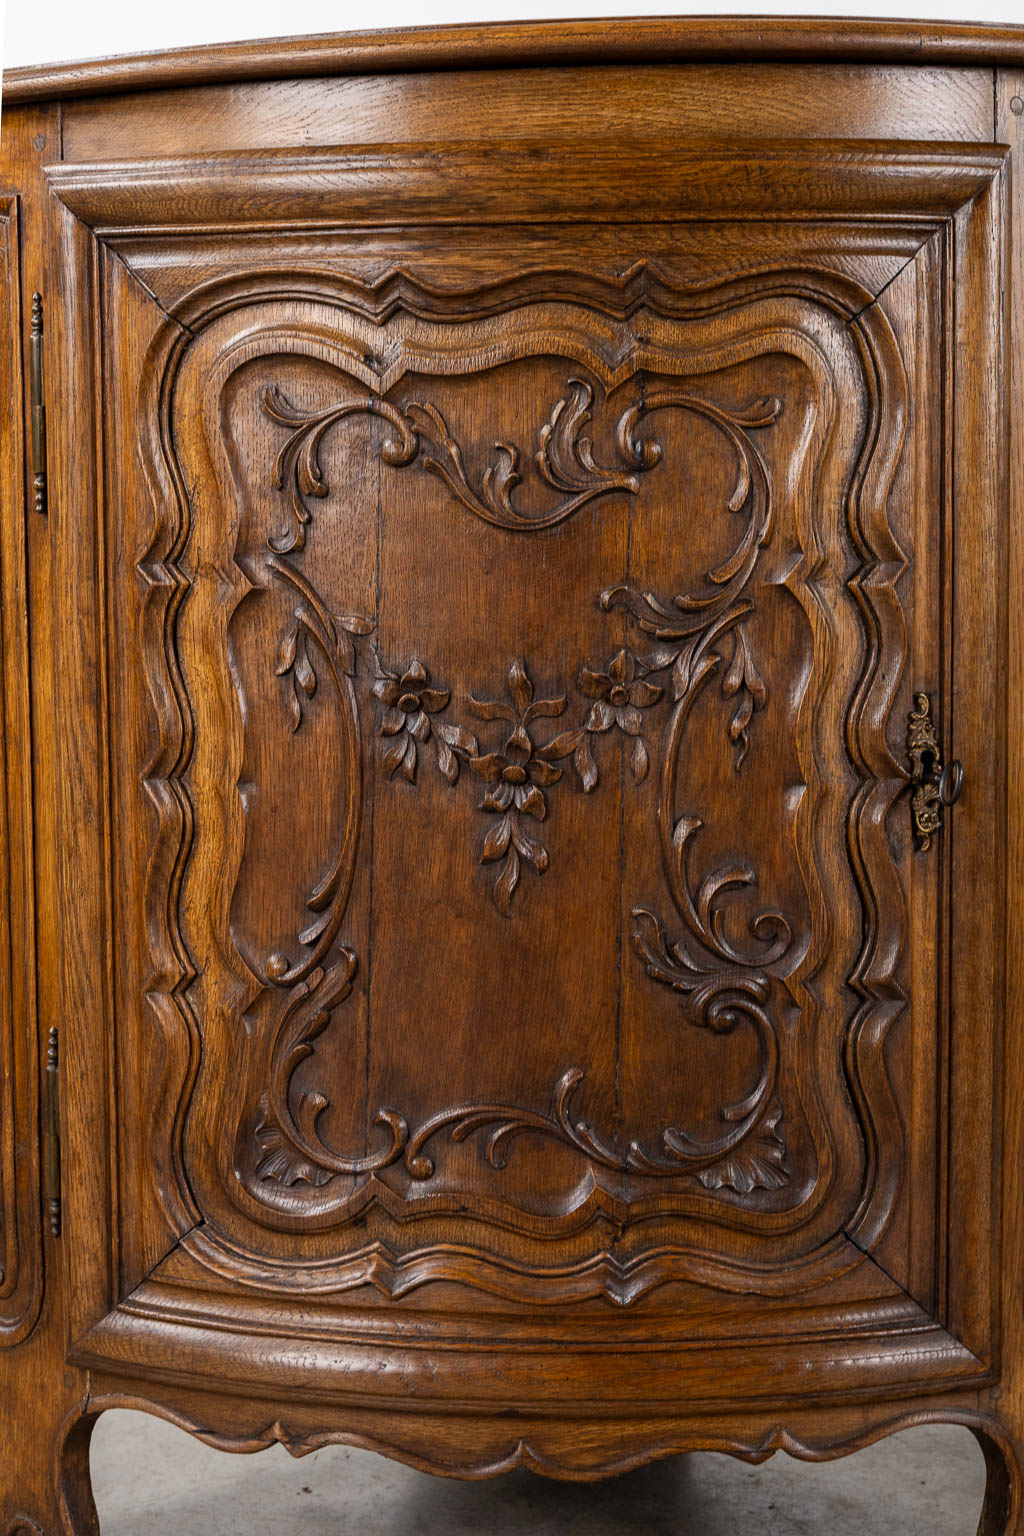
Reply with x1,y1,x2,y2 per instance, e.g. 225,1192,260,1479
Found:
602,388,779,771
264,375,642,548
403,816,788,1188
263,385,417,554
603,387,790,1181
265,377,781,551
263,555,369,989
408,379,642,530
251,368,793,1196
252,825,788,1192
254,953,407,1184
402,1063,782,1186
631,818,788,1191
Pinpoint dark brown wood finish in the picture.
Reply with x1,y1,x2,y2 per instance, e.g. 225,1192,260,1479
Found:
1,19,1023,1532
7,17,1024,102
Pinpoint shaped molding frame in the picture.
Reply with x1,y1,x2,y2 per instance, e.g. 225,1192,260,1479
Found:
134,267,906,1306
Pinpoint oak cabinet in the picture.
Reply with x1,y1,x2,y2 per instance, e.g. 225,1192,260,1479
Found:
2,19,1024,1532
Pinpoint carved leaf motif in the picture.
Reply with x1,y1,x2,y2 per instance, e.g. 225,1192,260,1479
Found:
393,738,418,783
494,843,520,916
536,377,640,500
538,728,584,761
574,733,599,792
275,622,317,731
433,734,457,783
438,722,479,755
294,645,316,700
509,657,533,715
276,625,297,675
722,623,767,770
253,1114,337,1188
481,441,521,515
518,786,546,821
340,615,374,638
481,814,513,862
696,1100,787,1192
511,816,549,871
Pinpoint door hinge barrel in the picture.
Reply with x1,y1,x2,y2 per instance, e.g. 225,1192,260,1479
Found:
44,1026,61,1236
29,291,47,516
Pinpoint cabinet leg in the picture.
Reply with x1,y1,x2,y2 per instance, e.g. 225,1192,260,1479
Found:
0,1394,97,1536
975,1421,1024,1536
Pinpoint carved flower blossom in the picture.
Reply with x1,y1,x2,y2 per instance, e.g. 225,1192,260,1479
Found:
580,648,663,781
468,659,577,913
375,659,477,784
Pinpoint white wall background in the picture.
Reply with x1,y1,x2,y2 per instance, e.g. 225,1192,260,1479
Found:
3,0,1024,72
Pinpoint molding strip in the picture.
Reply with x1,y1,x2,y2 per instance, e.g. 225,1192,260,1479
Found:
7,18,1024,105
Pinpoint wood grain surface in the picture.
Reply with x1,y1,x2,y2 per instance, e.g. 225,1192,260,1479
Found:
4,16,1024,103
1,22,1022,1534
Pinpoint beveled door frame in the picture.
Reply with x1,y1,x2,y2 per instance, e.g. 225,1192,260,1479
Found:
42,136,1009,1470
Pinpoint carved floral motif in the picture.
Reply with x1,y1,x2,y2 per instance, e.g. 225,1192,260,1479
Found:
373,659,477,784
579,647,663,782
254,371,793,1196
466,660,578,913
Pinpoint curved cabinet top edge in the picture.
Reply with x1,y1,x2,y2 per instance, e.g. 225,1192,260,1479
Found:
4,15,1024,107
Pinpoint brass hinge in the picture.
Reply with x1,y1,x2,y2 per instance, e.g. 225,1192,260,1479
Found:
44,1026,61,1237
29,291,47,516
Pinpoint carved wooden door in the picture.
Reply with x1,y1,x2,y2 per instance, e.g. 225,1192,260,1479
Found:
163,278,912,1296
178,286,859,1289
46,137,1003,1441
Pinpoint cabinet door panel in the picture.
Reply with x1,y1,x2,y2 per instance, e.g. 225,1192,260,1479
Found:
49,142,1003,1331
120,262,926,1302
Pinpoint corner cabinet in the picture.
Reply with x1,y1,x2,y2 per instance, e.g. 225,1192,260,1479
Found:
3,19,1024,1532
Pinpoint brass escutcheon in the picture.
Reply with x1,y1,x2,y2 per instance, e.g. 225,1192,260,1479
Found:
906,692,962,851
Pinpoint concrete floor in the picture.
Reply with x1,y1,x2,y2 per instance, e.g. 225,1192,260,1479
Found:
91,1411,988,1533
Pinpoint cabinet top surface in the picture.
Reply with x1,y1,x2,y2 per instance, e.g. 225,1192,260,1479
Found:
5,15,1024,106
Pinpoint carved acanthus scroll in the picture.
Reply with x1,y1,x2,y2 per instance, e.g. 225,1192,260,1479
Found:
252,371,793,1197
264,377,641,549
